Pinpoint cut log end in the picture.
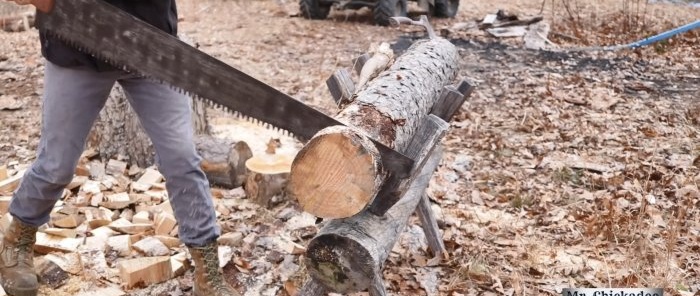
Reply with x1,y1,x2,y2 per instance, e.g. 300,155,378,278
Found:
305,234,374,293
289,126,382,219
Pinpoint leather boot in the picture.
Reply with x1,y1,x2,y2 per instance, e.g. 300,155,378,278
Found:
188,241,241,296
0,217,38,296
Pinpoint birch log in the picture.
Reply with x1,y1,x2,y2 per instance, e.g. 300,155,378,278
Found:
289,38,458,218
304,146,443,294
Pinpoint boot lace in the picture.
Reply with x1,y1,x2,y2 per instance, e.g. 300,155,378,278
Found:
11,223,36,265
200,245,231,293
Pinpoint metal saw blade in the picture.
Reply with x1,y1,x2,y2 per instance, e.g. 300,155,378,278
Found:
38,0,414,178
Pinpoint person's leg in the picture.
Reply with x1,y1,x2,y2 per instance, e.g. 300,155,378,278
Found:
117,76,219,246
10,62,118,225
3,62,118,296
117,77,239,296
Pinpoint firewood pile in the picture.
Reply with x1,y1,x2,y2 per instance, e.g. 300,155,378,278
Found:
0,145,313,295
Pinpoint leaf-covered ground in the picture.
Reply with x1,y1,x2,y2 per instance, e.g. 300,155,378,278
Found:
1,0,700,295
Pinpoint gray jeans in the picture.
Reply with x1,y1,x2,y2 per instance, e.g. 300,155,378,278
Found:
9,61,220,247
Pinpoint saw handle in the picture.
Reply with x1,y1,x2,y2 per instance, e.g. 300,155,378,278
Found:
30,0,54,13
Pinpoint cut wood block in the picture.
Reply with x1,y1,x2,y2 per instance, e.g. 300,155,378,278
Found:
131,168,163,192
106,159,128,176
109,218,152,235
43,228,77,238
35,256,69,289
89,192,104,207
119,209,134,222
145,189,167,203
100,192,133,210
83,235,109,252
52,214,82,228
0,165,7,181
79,249,111,281
118,256,172,288
90,226,120,239
170,252,189,277
0,196,11,215
153,235,181,249
44,252,82,275
0,169,25,194
107,235,132,257
217,232,243,247
89,160,106,181
132,237,170,256
75,163,90,177
154,213,176,236
66,175,88,191
85,207,113,229
34,232,82,254
80,180,102,194
132,211,151,224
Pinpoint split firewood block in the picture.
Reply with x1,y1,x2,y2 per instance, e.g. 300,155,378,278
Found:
107,235,133,257
132,211,151,224
218,245,233,268
153,235,181,249
0,169,25,194
75,163,90,177
44,252,83,275
218,232,244,248
34,232,82,254
85,207,114,229
0,212,12,234
132,236,170,256
66,175,88,191
106,159,128,176
80,180,102,195
0,196,11,215
43,227,78,238
100,192,133,210
108,218,153,235
0,165,7,181
79,248,111,281
154,212,177,236
91,225,120,239
35,256,69,289
131,168,164,192
119,208,134,222
89,192,104,207
52,213,83,228
170,252,189,277
83,235,109,252
244,142,294,208
118,256,173,289
89,160,106,181
145,189,167,203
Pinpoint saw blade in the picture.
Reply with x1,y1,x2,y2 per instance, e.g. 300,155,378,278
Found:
38,0,414,178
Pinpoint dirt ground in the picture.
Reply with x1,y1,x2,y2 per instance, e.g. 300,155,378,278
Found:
1,0,700,295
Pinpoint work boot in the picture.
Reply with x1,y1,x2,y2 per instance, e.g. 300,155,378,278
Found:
188,241,241,296
0,217,38,296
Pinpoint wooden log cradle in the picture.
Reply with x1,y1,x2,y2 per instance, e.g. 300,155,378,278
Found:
288,37,459,219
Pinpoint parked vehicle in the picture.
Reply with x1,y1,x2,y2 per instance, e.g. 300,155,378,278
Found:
299,0,459,26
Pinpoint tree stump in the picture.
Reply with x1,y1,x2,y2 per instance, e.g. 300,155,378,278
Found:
288,38,459,218
243,140,294,208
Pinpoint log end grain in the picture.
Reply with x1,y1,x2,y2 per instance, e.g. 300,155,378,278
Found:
288,126,383,219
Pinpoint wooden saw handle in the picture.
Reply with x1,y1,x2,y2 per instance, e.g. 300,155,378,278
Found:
30,0,54,13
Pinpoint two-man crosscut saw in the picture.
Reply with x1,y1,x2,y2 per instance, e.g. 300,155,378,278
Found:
26,0,414,179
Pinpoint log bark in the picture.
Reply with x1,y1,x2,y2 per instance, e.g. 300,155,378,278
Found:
304,146,443,294
289,38,459,218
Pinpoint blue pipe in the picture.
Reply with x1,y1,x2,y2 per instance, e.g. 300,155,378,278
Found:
624,19,700,48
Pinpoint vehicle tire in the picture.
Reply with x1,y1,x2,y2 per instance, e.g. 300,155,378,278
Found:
433,0,459,18
373,0,407,26
300,0,331,19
